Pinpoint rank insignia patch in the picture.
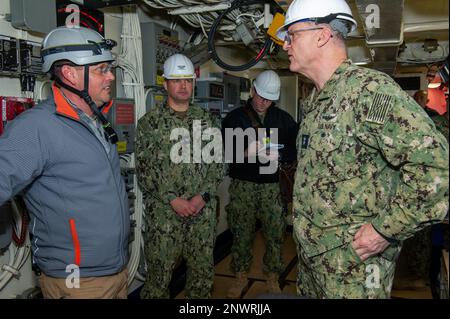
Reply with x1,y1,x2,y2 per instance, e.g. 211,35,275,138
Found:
365,93,394,125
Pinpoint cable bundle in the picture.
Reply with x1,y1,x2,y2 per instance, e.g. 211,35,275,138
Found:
115,6,146,285
0,199,31,292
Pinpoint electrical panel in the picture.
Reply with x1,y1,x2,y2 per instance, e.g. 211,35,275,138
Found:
141,22,180,111
208,73,243,115
0,96,35,136
195,79,225,118
195,73,242,117
223,73,242,111
1,35,43,95
196,80,225,100
0,36,19,74
1,35,43,85
107,98,135,154
141,22,180,87
19,40,43,75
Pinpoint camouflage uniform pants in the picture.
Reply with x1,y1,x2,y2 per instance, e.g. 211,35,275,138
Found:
140,198,217,299
226,179,285,274
294,237,400,299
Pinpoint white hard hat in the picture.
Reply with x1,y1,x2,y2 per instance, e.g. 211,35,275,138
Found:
41,26,116,73
163,54,196,79
276,0,357,40
253,70,281,101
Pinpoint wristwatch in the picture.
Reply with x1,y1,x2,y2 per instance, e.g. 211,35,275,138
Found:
201,192,211,203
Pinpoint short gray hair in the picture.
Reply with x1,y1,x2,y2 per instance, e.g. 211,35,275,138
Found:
329,19,352,39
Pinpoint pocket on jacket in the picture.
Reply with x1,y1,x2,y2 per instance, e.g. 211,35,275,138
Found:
309,132,343,153
332,242,367,284
314,242,364,276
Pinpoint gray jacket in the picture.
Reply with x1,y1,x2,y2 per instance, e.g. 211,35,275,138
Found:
0,84,129,278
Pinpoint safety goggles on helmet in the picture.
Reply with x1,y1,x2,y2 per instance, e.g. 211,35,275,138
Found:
54,60,117,75
90,61,117,75
284,27,324,45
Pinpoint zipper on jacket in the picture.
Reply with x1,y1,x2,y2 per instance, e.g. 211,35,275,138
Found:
69,218,81,266
105,151,127,267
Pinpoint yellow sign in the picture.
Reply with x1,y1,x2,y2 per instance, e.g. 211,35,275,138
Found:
267,12,286,46
157,75,164,85
117,141,127,153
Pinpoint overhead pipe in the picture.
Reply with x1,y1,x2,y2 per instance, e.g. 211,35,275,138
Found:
404,21,449,33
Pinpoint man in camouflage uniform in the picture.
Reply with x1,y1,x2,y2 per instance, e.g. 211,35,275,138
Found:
222,70,298,298
136,54,224,298
277,0,449,298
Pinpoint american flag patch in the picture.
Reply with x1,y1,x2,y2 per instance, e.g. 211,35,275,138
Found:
365,93,394,125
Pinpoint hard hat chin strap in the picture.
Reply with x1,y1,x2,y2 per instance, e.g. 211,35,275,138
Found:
55,65,118,144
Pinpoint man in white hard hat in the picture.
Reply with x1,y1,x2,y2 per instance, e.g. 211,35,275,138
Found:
136,53,224,298
0,26,129,298
222,70,298,298
277,0,449,298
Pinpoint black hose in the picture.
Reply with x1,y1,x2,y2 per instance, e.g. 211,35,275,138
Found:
207,0,273,72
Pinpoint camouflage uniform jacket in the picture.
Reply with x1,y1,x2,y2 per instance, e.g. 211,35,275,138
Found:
293,60,449,259
136,103,224,204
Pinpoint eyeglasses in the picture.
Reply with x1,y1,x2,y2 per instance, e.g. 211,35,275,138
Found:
91,62,117,75
284,27,324,45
